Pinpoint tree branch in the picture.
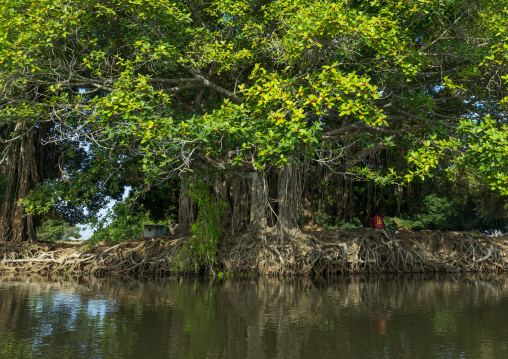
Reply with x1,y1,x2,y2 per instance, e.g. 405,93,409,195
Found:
186,67,242,104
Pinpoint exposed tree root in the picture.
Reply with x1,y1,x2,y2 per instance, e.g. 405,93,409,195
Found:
0,236,189,277
220,228,508,276
1,229,508,277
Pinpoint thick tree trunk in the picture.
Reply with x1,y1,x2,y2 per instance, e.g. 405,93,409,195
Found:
396,184,403,216
177,172,255,236
227,175,251,236
275,163,306,242
248,171,267,232
174,164,306,240
176,175,196,234
0,122,43,243
213,174,231,231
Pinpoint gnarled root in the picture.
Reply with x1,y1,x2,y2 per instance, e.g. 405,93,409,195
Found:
220,229,508,276
0,236,188,277
1,230,507,277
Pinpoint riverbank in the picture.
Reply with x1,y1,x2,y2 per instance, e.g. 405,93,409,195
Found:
1,228,507,276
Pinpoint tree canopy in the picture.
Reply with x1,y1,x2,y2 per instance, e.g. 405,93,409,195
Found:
1,0,508,241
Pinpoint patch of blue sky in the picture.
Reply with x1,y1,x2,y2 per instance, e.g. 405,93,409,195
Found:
79,186,131,240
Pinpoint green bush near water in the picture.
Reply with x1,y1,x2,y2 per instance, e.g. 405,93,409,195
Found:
175,181,226,273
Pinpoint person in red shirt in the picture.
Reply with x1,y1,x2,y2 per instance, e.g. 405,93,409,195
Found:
372,214,385,229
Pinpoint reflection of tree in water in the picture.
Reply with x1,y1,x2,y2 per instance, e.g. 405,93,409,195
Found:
0,274,508,358
0,280,32,358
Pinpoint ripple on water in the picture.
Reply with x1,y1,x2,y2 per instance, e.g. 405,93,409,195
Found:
0,274,508,359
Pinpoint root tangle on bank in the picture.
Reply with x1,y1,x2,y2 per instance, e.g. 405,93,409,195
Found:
221,229,508,276
1,229,508,277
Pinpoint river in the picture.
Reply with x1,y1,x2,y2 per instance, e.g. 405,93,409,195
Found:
1,274,507,358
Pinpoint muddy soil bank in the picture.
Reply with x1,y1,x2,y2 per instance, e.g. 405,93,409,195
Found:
1,228,508,276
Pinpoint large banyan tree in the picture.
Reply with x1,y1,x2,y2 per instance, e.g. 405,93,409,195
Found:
2,0,508,242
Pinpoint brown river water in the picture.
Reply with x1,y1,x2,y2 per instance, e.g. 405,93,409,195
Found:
1,273,507,358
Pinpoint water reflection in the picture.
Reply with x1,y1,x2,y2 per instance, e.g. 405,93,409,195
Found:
1,274,507,359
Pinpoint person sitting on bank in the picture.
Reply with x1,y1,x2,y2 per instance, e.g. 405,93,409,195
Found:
371,214,385,229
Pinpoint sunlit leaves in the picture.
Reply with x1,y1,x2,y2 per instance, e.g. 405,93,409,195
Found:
3,0,508,204
456,117,508,194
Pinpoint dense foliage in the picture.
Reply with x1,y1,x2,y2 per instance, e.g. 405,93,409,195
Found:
37,218,82,242
1,0,508,243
